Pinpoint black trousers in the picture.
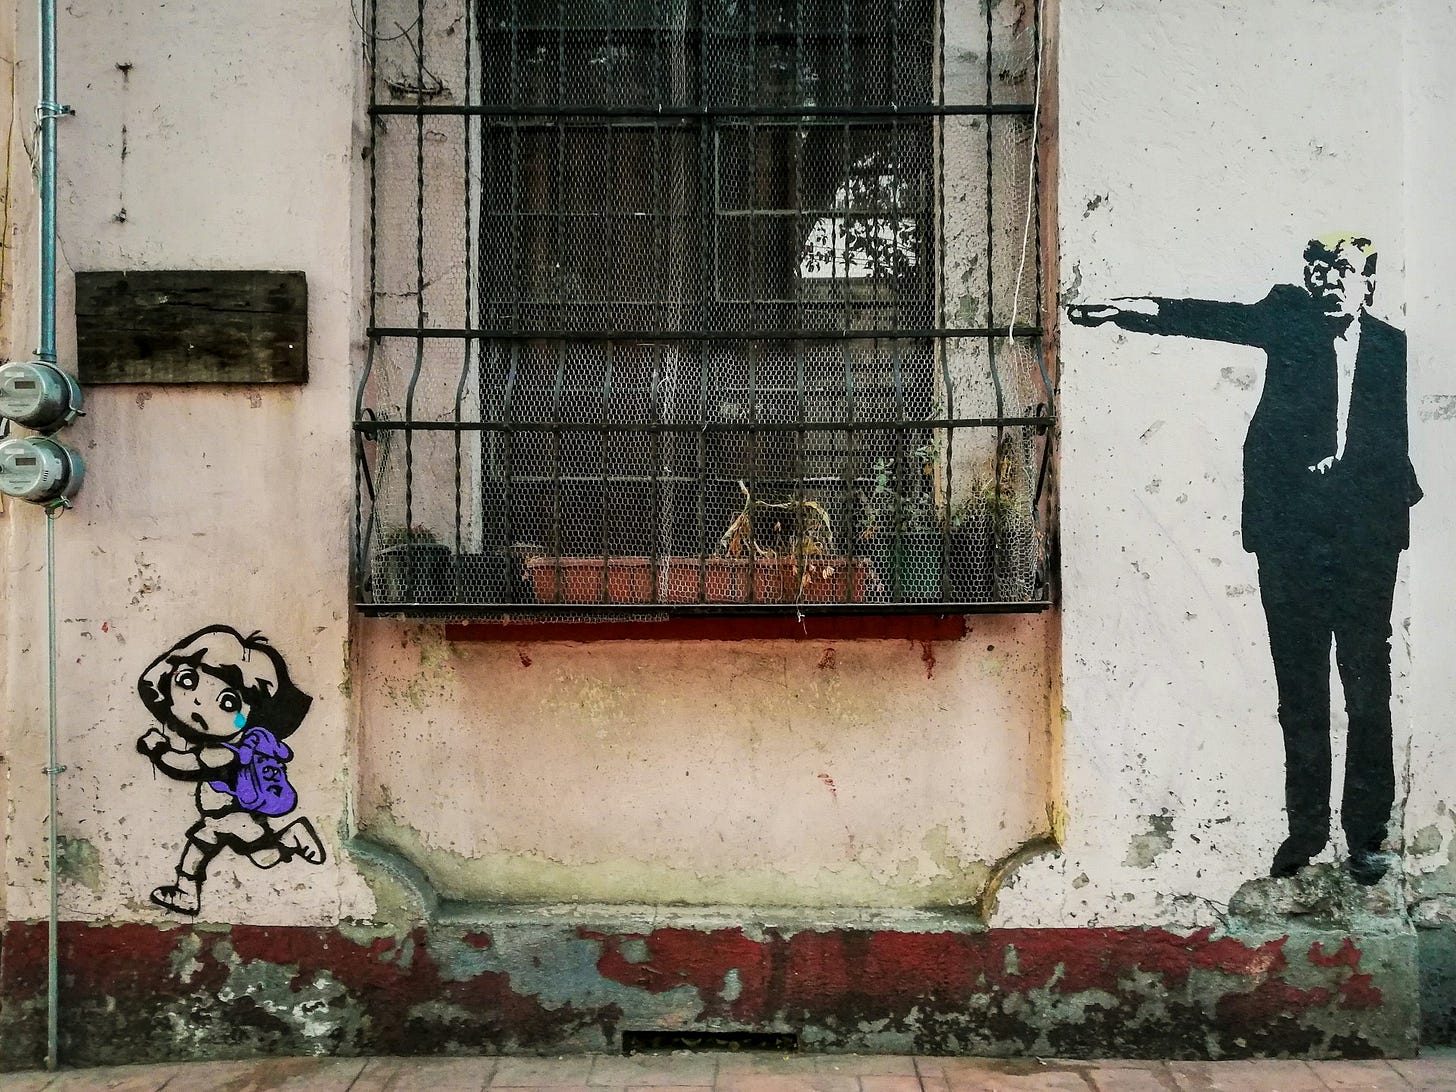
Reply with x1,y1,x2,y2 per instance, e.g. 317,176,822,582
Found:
1257,545,1400,853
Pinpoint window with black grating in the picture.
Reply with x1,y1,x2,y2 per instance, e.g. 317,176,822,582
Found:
358,0,1054,617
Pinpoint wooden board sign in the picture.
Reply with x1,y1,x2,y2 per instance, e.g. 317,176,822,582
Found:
75,270,307,385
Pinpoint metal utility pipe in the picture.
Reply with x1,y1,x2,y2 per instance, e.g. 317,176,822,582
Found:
37,0,67,1070
44,511,59,1071
37,0,59,362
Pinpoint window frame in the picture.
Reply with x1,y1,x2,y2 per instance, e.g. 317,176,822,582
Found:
356,0,1056,620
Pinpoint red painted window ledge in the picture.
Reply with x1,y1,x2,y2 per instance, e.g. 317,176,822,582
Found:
444,613,969,643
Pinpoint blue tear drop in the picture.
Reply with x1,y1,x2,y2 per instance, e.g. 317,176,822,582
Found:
234,713,247,728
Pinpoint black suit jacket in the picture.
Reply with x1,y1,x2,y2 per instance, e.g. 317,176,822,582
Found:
1118,284,1420,556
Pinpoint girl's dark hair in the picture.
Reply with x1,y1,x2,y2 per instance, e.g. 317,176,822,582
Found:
138,626,313,739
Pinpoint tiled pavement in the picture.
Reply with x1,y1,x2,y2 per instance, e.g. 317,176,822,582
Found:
4,1052,1456,1092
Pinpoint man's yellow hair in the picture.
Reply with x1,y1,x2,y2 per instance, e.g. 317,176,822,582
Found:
1308,233,1377,276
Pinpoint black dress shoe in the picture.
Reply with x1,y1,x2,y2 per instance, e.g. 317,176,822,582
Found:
1347,850,1389,886
1270,835,1327,878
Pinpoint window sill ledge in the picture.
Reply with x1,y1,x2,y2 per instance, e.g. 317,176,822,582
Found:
441,612,973,642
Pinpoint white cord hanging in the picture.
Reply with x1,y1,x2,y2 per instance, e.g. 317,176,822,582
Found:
1008,13,1045,346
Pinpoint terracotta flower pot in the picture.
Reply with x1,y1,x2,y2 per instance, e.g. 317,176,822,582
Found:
524,556,874,605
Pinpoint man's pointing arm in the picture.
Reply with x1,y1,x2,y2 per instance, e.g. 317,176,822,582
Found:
1068,295,1271,348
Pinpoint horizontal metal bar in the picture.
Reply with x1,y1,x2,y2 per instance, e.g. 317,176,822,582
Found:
368,327,1041,341
356,416,1054,434
715,208,931,218
480,208,931,219
370,103,1033,118
357,600,1052,617
475,26,927,40
497,474,883,486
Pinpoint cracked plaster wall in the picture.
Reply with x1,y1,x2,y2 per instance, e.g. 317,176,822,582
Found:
0,0,1450,949
355,617,1056,908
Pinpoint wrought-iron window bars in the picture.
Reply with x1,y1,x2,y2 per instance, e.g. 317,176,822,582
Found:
357,0,1055,617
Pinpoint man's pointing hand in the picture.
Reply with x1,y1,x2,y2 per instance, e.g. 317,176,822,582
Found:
1066,298,1159,326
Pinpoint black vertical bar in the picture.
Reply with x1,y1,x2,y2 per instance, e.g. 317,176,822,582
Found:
502,347,520,599
890,333,907,603
985,0,1005,601
984,7,1000,409
1030,0,1050,603
840,340,856,601
605,0,615,109
702,0,720,602
604,31,618,602
368,0,379,334
404,0,427,601
453,343,467,599
649,104,665,603
501,0,522,601
794,0,804,106
455,4,474,602
359,0,379,603
650,346,664,602
794,337,807,590
838,0,857,601
356,344,377,600
933,0,956,600
1027,0,1051,402
1031,0,1044,367
599,341,614,601
838,0,850,333
741,0,760,599
844,0,850,602
696,344,709,602
550,0,566,599
555,0,566,334
744,347,760,604
790,0,808,597
550,340,566,584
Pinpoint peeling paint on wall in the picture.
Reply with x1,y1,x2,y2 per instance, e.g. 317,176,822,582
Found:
0,918,1418,1070
1124,813,1175,869
56,834,101,892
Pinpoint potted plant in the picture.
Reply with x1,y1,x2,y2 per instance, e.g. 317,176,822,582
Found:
860,444,946,602
948,435,1031,603
523,484,873,605
370,524,453,604
706,482,872,603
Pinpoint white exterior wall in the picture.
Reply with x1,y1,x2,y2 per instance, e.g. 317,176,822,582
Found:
1400,0,1456,925
0,0,373,924
0,0,1452,930
1002,0,1456,928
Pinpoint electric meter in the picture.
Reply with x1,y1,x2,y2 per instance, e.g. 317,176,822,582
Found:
0,360,83,433
0,436,84,504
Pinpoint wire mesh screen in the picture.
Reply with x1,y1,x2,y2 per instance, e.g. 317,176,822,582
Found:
358,0,1054,616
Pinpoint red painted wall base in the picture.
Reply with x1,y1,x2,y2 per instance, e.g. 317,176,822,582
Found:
0,918,1417,1068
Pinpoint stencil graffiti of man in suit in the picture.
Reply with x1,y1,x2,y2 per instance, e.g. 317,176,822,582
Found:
1068,234,1421,885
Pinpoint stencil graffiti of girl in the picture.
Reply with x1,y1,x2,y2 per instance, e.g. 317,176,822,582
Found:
136,626,327,916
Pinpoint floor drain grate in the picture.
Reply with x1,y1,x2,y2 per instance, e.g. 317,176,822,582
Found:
621,1031,800,1055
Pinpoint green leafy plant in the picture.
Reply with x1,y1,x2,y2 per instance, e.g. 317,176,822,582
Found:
860,440,941,541
949,434,1024,531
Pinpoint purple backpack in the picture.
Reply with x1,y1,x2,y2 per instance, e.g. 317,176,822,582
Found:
209,727,297,817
